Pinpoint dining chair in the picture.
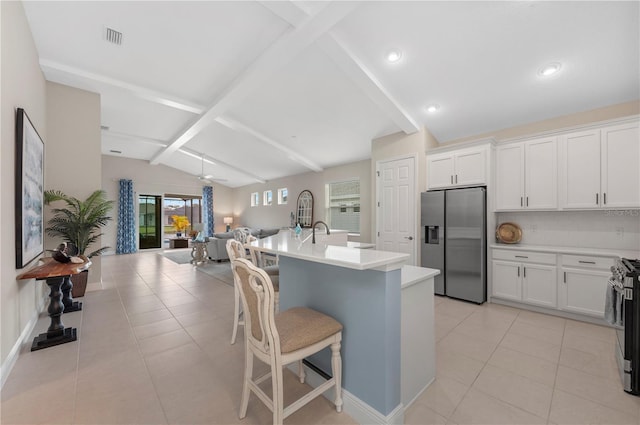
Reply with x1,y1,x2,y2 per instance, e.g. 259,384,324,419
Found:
231,258,343,425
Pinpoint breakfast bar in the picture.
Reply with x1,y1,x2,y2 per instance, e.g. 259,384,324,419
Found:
249,232,438,424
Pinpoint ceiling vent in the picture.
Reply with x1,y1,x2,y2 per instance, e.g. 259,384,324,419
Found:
104,27,123,46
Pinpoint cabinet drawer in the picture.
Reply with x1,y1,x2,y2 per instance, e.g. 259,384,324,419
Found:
492,249,556,265
561,254,613,270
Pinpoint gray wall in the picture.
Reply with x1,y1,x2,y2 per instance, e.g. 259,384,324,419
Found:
101,155,235,253
232,159,372,242
1,0,48,375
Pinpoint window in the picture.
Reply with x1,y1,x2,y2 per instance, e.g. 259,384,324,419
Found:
278,188,288,205
326,179,360,233
251,192,259,207
264,190,273,206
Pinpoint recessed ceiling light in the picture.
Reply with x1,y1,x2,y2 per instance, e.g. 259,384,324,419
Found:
386,49,403,63
426,104,440,113
538,62,561,77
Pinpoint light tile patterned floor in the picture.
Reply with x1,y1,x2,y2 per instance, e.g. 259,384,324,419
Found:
2,251,639,424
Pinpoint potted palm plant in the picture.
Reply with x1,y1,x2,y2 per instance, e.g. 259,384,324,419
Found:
44,189,114,297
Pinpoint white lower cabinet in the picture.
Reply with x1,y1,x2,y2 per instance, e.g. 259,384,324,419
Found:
522,264,557,308
492,250,615,320
492,260,522,301
558,255,612,318
491,250,557,308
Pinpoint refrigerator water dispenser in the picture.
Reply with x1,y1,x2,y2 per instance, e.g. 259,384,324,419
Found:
425,226,439,244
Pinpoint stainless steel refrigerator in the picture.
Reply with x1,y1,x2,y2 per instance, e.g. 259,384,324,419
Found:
421,187,486,303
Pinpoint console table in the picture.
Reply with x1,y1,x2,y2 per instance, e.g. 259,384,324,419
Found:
17,256,91,351
170,238,189,249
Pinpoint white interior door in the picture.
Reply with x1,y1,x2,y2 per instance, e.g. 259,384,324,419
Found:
377,156,416,265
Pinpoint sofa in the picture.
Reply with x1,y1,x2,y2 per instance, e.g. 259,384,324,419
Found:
207,227,280,261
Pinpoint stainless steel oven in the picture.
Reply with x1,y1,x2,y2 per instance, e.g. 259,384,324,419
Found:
611,258,640,395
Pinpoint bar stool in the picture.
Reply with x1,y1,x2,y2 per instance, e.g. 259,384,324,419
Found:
227,239,279,344
231,258,343,425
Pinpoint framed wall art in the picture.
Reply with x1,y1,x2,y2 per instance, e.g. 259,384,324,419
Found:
15,108,44,268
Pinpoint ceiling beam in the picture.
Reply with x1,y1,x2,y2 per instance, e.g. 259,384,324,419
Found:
260,1,419,134
317,36,420,134
102,129,266,183
40,59,205,114
215,115,323,172
149,1,359,166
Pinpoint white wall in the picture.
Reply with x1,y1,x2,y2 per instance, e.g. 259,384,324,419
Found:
45,82,102,281
232,160,372,242
1,0,48,375
101,155,235,252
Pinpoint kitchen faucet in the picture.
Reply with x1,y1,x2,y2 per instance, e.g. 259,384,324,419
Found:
311,221,330,244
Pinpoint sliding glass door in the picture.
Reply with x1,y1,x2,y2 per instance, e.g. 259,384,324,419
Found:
139,195,162,249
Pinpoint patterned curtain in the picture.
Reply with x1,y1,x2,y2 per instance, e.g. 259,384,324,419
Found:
116,179,137,254
202,185,214,237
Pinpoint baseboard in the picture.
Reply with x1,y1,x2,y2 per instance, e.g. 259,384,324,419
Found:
403,375,435,410
287,363,404,425
86,279,103,292
0,295,46,389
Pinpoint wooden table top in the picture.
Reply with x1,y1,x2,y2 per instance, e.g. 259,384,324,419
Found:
17,256,91,281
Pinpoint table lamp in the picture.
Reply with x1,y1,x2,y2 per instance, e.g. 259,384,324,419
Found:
224,216,233,232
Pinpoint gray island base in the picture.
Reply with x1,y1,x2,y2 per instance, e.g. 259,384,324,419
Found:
249,232,439,424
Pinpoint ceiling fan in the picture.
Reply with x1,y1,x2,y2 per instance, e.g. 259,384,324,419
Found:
197,154,227,184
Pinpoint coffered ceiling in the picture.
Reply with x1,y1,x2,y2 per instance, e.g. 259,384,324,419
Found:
22,1,639,187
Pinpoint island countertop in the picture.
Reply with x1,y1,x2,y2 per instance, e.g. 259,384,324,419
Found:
248,231,409,271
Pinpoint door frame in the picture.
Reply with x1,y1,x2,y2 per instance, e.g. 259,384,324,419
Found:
375,153,418,265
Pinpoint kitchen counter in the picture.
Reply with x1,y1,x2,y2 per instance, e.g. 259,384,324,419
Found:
253,232,421,423
249,231,409,271
490,243,640,260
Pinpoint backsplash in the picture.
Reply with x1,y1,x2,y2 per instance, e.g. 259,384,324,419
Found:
495,210,640,251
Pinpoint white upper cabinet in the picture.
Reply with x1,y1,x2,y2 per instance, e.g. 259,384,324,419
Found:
601,122,640,208
495,137,557,211
427,145,488,190
560,121,639,209
427,155,455,189
495,144,524,209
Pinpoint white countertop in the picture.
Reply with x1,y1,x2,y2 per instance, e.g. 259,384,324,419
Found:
490,243,640,260
249,232,409,271
401,265,440,289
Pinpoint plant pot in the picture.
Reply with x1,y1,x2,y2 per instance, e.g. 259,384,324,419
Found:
71,270,89,298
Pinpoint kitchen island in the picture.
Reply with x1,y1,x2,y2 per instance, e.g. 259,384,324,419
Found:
249,231,438,424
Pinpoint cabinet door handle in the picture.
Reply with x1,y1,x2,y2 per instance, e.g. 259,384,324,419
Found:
604,193,607,205
596,193,599,205
579,260,596,264
520,197,523,207
517,266,520,277
526,196,529,207
563,272,567,283
523,267,526,278
455,174,458,184
515,255,528,258
451,175,453,184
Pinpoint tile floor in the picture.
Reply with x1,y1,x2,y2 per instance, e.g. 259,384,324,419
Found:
1,251,638,424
